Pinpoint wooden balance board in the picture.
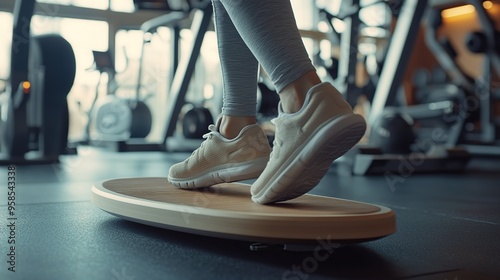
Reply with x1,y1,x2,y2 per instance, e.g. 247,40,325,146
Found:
91,177,396,248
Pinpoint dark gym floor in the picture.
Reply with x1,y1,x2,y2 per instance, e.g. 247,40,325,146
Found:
1,148,500,280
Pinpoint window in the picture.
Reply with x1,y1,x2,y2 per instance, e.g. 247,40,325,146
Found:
0,12,13,80
110,0,136,13
292,0,315,30
37,0,109,10
30,15,109,89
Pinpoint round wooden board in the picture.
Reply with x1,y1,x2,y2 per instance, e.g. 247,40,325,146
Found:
91,177,396,244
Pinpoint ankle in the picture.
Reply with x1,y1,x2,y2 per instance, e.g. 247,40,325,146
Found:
279,71,322,114
220,115,257,139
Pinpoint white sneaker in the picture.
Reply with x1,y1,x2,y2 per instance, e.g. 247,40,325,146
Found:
251,83,366,204
168,118,272,189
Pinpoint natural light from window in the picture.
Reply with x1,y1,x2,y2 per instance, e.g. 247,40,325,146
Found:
36,0,136,12
0,12,13,80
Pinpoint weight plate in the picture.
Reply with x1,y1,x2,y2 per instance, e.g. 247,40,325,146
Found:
182,107,213,139
93,96,132,136
130,101,153,138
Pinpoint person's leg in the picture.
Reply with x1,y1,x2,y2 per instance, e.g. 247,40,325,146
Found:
167,0,271,188
218,0,320,112
212,0,259,139
218,0,366,204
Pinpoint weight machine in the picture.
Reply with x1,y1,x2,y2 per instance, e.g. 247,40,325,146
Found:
460,0,500,155
317,0,397,106
84,10,187,150
348,0,500,175
0,0,76,164
105,0,214,152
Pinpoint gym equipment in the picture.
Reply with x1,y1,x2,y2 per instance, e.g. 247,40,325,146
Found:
127,9,192,141
182,106,213,139
367,0,429,122
460,0,500,150
82,6,192,151
465,31,489,54
0,82,30,158
369,111,416,155
257,81,280,119
87,50,132,142
416,0,500,157
317,0,396,106
98,0,215,152
160,1,216,151
130,101,154,138
87,50,153,142
356,0,500,174
0,0,75,164
91,178,396,251
347,0,476,175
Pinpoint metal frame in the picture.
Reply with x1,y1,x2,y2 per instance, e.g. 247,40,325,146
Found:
162,3,213,146
10,0,35,97
368,0,429,124
113,3,212,152
135,12,185,99
467,0,499,144
336,0,361,106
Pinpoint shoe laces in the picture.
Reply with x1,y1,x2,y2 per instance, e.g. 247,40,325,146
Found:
190,124,216,157
202,124,217,140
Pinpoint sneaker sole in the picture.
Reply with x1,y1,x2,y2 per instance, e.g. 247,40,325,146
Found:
168,158,269,189
252,114,366,204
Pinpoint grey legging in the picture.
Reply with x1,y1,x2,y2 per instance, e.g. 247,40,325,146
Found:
213,0,315,117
